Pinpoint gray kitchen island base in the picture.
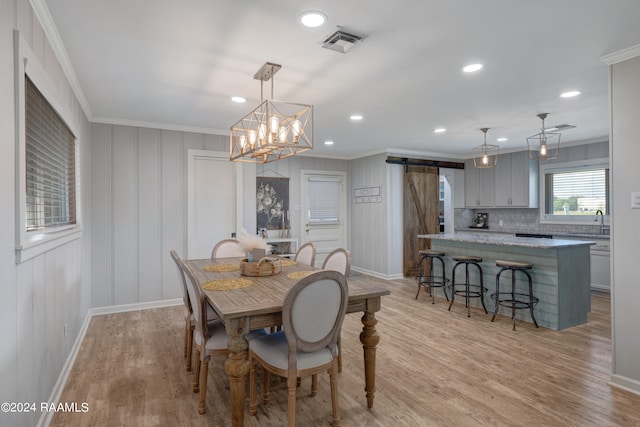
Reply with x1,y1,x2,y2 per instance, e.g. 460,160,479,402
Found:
419,234,594,330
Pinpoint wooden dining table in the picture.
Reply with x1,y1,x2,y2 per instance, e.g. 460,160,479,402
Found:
184,256,390,426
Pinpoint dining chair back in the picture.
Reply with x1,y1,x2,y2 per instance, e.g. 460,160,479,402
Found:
249,270,348,427
294,242,316,267
170,250,195,371
322,248,351,277
211,238,245,259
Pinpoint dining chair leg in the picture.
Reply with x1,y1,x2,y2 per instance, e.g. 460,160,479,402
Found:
311,374,318,396
329,363,341,427
183,316,189,358
263,368,270,404
198,358,209,414
337,335,343,373
287,375,297,427
249,358,257,416
192,350,201,393
185,324,194,372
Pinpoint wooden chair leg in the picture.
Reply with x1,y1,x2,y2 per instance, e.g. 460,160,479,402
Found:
192,350,201,392
183,317,189,358
329,365,341,427
337,335,343,373
311,374,318,396
263,368,270,404
287,375,297,427
186,324,194,372
249,357,257,416
198,358,209,414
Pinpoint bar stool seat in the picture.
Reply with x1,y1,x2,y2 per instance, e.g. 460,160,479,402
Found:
415,249,450,304
491,259,539,331
448,255,487,317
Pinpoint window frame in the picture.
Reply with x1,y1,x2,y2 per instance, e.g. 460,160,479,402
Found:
539,157,610,225
15,31,82,263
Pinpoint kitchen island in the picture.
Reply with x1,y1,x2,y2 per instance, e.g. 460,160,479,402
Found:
418,233,595,330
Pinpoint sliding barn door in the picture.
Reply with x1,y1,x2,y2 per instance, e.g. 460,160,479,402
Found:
403,166,439,276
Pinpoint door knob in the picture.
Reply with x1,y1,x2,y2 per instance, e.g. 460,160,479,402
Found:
305,223,310,232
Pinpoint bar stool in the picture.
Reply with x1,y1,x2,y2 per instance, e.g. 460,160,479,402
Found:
491,260,539,331
415,249,450,304
448,255,487,317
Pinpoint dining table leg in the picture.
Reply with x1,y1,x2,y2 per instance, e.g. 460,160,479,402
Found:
224,320,250,427
359,300,381,409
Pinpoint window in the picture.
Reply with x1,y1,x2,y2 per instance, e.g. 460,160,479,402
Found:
25,76,77,231
15,31,82,263
307,176,342,224
540,159,609,223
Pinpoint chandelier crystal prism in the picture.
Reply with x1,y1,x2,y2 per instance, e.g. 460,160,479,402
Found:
472,127,499,168
527,113,560,161
230,62,313,163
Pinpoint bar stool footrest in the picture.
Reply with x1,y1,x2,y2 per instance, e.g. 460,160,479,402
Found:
491,292,539,309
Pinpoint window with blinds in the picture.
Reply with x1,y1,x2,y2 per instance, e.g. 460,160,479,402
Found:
541,160,609,221
25,76,77,231
307,176,341,224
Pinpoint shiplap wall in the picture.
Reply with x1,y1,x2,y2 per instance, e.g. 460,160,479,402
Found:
0,1,92,426
90,125,351,307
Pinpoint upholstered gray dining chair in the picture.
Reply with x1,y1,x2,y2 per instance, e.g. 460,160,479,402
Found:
211,238,245,259
248,270,348,427
294,242,316,267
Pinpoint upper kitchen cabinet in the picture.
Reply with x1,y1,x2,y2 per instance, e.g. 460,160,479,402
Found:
494,151,538,208
464,159,495,207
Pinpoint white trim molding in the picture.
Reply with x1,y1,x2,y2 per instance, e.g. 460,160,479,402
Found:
610,374,640,396
601,44,640,65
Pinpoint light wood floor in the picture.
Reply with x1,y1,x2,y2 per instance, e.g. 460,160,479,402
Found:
51,276,640,427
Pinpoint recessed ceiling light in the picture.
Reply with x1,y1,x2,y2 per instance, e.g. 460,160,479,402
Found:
433,128,446,133
496,137,508,142
350,114,363,121
324,140,334,145
231,96,246,103
463,63,483,73
300,11,327,28
560,90,581,98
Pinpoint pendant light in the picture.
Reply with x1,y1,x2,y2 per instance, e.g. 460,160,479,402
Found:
527,113,560,161
472,127,499,168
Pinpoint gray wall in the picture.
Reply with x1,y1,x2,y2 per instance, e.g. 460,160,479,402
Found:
89,124,350,307
0,1,92,426
609,52,640,392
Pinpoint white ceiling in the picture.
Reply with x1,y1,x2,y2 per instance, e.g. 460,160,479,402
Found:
42,0,640,160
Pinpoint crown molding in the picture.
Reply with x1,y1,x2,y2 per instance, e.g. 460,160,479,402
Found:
601,44,640,65
29,0,93,120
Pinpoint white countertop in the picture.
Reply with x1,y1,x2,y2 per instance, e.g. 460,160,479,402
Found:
419,233,596,249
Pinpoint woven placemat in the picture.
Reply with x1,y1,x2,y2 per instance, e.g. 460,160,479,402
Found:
203,264,240,272
202,278,253,291
280,259,297,267
287,271,314,280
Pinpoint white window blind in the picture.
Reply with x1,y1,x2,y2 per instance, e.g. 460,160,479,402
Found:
543,166,608,217
308,176,341,224
25,76,77,231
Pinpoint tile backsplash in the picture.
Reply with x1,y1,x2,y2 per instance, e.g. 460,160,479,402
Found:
454,208,605,236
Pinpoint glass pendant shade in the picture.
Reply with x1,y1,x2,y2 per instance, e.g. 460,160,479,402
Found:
527,113,560,161
230,62,314,163
472,127,499,168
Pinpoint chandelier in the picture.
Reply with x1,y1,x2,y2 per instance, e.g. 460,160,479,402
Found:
527,113,560,160
230,62,313,163
472,127,499,168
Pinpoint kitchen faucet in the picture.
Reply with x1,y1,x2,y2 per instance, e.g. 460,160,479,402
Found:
594,209,608,234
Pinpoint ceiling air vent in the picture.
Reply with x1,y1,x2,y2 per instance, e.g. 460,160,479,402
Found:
321,27,365,53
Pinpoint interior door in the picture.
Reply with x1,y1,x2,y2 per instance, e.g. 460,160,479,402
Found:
187,150,241,259
301,170,347,267
403,165,439,276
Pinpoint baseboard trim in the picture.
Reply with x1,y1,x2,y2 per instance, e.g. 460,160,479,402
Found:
37,298,183,426
90,298,182,316
610,374,640,396
37,309,92,427
351,266,404,281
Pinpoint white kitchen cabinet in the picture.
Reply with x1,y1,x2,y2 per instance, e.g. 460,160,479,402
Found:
464,159,495,207
494,151,538,208
590,240,610,292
